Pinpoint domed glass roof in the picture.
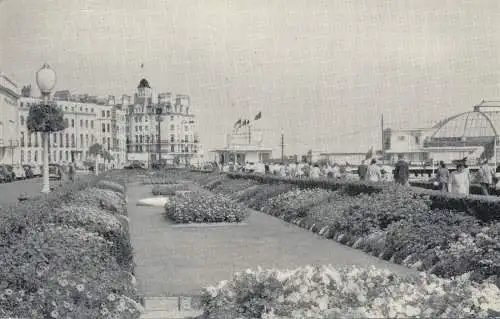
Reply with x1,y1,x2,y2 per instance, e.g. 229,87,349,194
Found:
431,110,498,139
138,78,150,89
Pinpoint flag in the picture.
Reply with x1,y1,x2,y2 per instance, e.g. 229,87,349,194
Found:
234,119,242,128
254,111,262,121
365,146,373,160
479,138,495,162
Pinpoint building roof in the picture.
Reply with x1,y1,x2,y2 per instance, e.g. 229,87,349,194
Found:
138,78,150,89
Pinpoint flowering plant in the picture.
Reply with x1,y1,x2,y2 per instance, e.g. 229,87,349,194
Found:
152,184,188,196
0,224,142,318
165,191,249,223
201,265,500,319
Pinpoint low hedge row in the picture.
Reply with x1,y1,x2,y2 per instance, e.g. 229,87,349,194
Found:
411,180,500,196
227,172,500,222
0,171,143,318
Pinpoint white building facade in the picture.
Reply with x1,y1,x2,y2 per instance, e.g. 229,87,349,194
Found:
18,89,127,167
0,72,21,165
126,79,202,166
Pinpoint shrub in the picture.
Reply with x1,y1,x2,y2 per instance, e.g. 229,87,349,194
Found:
69,187,127,216
0,224,142,319
237,183,297,209
165,192,249,223
201,265,500,318
152,184,188,196
97,180,126,195
48,204,134,272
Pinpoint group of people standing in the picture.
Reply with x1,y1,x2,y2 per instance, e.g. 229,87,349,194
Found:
434,159,495,195
357,155,410,185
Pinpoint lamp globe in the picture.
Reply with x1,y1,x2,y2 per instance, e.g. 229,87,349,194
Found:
36,63,57,94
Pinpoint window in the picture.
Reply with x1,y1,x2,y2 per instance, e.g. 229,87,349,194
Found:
101,111,105,117
102,137,106,145
53,151,56,162
71,134,75,147
80,119,83,127
398,136,405,141
186,107,189,114
65,133,69,148
34,133,39,147
106,111,110,117
107,137,111,150
64,118,69,127
170,116,174,121
20,116,24,126
60,133,63,147
102,123,106,133
65,151,69,161
59,150,62,161
80,107,82,112
91,108,94,113
85,108,88,112
185,135,189,143
170,124,174,131
80,134,83,147
20,150,24,163
27,150,31,162
170,135,174,142
90,120,94,129
171,145,174,152
107,124,110,132
85,134,89,147
184,125,188,131
65,106,68,111
20,132,25,147
415,136,420,144
20,102,23,108
85,120,88,128
34,150,38,162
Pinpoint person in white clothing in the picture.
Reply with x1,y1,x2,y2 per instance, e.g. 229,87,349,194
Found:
448,162,470,195
365,159,382,182
310,164,321,179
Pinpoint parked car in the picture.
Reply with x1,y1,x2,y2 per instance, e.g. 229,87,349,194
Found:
124,161,146,169
0,165,14,182
3,165,17,181
48,164,63,180
11,164,26,179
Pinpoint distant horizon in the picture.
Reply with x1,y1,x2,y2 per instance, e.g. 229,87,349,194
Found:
2,0,499,156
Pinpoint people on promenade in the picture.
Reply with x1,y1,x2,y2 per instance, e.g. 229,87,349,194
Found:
310,163,321,179
358,160,368,181
365,159,382,182
332,163,341,179
478,159,494,195
393,154,410,186
68,161,76,182
448,162,470,195
435,161,450,192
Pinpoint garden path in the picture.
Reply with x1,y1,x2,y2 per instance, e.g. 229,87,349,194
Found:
127,181,416,299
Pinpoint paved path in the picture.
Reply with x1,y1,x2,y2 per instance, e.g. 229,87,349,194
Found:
127,182,416,298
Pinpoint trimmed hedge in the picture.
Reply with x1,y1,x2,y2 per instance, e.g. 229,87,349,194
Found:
0,171,142,318
227,172,500,221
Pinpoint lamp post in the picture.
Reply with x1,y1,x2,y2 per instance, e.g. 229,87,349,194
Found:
36,63,57,193
156,107,163,162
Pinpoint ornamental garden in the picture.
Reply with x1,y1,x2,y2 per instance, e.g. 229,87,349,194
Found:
1,168,499,318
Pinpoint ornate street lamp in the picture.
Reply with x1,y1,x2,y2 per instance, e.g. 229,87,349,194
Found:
35,63,57,193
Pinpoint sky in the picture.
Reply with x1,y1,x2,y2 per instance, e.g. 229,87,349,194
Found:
1,0,499,156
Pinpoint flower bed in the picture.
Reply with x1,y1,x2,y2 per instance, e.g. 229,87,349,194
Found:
227,172,500,222
164,191,249,224
152,183,189,196
201,265,500,318
174,171,500,289
0,173,142,318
